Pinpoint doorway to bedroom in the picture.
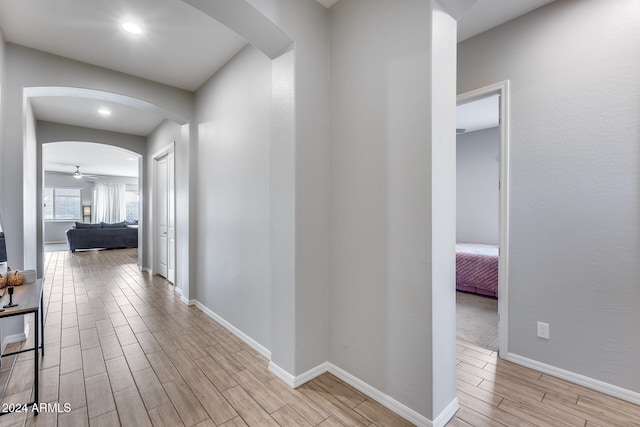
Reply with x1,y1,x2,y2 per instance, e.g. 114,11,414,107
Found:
456,82,509,355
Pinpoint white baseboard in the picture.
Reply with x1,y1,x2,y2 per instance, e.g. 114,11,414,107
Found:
505,352,640,405
268,362,297,387
193,300,271,359
269,361,330,389
173,287,194,305
328,363,435,427
268,359,453,427
1,332,28,354
432,398,460,427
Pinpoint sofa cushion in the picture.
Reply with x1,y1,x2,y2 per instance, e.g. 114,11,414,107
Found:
101,221,127,228
75,222,101,229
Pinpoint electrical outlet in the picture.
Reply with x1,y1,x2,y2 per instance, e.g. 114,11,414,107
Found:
537,321,550,339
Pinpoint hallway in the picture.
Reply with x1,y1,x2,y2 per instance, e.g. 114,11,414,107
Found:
1,249,639,426
0,249,411,426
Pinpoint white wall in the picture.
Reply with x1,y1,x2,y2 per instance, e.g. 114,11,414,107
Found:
245,0,332,375
194,44,271,350
456,127,499,245
0,29,5,206
0,30,27,354
458,0,640,394
329,0,458,420
23,94,38,271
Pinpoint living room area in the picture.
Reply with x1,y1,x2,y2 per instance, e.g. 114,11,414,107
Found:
43,141,141,254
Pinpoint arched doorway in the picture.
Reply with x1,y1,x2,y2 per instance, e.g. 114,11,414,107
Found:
26,87,188,286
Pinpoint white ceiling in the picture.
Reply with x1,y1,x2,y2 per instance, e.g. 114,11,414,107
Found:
313,0,556,41
457,0,556,41
315,0,340,8
43,142,139,178
1,0,556,176
0,0,248,92
457,95,499,134
31,97,165,137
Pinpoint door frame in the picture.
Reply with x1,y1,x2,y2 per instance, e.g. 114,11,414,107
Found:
457,80,510,357
152,143,176,283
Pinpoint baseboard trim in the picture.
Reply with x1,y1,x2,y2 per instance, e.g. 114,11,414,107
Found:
268,362,296,388
268,361,330,389
193,300,271,359
2,332,28,354
432,397,460,427
505,352,640,405
268,359,441,426
174,287,194,306
327,363,434,427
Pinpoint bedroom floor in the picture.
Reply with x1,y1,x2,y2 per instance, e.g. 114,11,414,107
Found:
456,291,498,351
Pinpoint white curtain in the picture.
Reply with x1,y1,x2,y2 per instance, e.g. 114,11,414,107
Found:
93,183,127,223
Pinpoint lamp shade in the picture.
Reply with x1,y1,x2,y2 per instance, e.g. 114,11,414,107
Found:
83,206,91,216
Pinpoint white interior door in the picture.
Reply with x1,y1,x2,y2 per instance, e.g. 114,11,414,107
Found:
167,151,176,283
157,155,168,278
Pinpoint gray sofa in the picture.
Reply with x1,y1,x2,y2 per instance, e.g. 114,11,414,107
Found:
66,222,138,253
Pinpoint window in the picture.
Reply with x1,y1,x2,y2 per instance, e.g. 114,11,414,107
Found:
126,191,139,223
44,188,82,220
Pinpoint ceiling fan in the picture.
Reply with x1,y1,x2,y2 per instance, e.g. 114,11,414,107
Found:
44,164,101,180
67,165,98,180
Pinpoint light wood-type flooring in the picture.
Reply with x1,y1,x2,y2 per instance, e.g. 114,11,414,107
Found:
0,248,637,426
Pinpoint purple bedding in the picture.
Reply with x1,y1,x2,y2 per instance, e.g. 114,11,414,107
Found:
456,243,499,297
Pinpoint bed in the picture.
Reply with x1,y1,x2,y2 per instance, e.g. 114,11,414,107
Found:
456,243,499,297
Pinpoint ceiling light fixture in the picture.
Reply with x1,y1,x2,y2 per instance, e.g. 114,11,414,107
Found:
73,166,83,179
122,21,142,35
98,108,112,116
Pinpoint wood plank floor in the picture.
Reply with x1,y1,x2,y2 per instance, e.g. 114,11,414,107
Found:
0,248,638,426
448,340,640,427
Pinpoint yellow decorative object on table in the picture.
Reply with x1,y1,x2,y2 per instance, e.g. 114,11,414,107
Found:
7,271,24,286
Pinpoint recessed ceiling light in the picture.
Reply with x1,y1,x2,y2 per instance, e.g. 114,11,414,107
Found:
122,21,142,35
98,108,112,116
127,157,135,161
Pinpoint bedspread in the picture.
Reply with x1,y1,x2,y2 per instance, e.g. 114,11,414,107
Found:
456,243,498,297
